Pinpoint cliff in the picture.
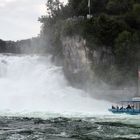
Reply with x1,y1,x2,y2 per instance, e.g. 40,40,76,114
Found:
62,36,93,88
60,35,136,100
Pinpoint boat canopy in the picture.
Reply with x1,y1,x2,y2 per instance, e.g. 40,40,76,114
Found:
121,100,140,103
120,97,140,103
132,97,140,101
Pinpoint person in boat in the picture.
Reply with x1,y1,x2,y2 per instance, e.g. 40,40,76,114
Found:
126,104,131,109
112,105,116,109
120,106,123,110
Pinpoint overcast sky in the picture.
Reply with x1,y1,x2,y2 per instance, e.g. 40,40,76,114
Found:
0,0,67,41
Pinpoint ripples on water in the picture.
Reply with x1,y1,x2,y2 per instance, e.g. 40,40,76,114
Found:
0,115,140,140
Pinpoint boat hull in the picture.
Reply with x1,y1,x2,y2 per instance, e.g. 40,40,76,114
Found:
109,109,140,115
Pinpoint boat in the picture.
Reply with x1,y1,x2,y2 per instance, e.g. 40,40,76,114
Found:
108,97,140,115
109,67,140,115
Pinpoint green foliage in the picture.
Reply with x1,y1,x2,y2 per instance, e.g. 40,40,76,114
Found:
67,0,108,16
106,0,132,15
39,0,140,86
133,4,140,24
94,14,126,46
62,21,80,36
0,39,6,52
133,3,140,15
68,0,88,16
115,31,140,67
46,0,63,18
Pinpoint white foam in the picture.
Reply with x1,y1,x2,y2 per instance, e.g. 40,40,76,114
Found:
0,54,110,117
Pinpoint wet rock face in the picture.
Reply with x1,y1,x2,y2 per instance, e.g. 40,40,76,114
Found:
61,36,115,87
62,36,92,88
61,36,120,100
93,47,115,65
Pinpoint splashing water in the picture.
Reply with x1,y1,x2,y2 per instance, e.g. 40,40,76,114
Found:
0,54,110,117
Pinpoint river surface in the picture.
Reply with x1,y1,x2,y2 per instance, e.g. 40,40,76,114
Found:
0,54,139,140
0,114,140,140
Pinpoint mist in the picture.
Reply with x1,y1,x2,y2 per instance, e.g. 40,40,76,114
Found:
0,54,110,115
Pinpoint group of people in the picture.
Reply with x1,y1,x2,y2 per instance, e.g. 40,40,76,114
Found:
112,104,134,110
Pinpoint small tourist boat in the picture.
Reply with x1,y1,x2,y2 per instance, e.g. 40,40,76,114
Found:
109,68,140,115
109,97,140,115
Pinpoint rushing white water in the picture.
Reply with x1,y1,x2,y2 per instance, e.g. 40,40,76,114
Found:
0,54,110,116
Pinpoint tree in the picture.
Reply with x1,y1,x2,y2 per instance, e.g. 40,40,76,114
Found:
115,31,139,67
106,0,132,15
46,0,63,17
0,39,6,52
133,3,140,24
94,14,126,46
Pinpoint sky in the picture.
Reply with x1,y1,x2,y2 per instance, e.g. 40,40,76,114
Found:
0,0,67,41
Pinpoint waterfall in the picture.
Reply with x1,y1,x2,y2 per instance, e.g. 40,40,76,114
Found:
0,54,110,116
